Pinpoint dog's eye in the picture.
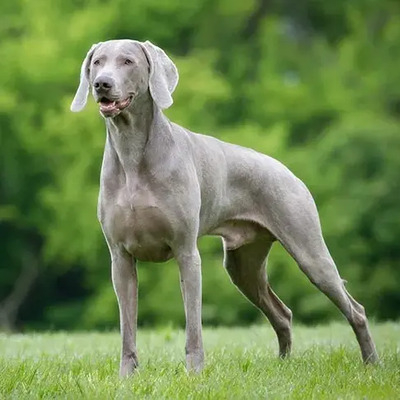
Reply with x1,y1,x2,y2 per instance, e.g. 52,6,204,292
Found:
124,59,133,65
93,59,100,66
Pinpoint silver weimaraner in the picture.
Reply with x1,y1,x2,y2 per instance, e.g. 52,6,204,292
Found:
71,39,378,376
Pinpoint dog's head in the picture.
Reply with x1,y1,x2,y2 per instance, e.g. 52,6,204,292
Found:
70,40,178,117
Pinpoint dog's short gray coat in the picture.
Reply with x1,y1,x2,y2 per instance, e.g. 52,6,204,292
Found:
71,39,378,376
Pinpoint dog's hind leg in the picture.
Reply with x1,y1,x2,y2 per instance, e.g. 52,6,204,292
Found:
267,184,379,363
285,239,378,363
224,236,292,357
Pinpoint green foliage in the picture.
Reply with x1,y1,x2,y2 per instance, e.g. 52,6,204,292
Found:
1,323,399,399
1,0,400,329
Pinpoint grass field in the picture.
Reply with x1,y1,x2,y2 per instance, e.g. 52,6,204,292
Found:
0,322,399,399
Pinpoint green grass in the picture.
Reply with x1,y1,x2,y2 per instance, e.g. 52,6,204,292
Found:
0,323,399,399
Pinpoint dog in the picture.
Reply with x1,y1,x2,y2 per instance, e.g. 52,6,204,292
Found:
71,39,378,376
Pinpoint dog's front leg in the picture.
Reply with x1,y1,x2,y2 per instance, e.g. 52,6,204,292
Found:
111,247,138,377
176,248,204,373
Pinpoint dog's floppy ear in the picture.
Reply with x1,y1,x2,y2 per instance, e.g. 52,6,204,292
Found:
70,43,102,112
140,41,179,110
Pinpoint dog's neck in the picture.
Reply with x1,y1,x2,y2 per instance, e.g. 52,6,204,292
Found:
105,90,155,173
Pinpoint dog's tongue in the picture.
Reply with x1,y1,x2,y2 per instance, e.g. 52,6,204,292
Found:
100,98,131,113
100,100,118,112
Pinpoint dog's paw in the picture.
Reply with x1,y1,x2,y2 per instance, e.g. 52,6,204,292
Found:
119,353,139,377
186,351,204,374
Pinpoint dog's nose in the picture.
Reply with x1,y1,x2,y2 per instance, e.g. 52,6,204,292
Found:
94,76,114,92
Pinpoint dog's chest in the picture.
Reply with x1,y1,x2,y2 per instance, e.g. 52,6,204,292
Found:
99,185,173,262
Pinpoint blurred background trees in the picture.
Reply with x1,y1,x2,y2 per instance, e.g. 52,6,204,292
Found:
1,0,399,331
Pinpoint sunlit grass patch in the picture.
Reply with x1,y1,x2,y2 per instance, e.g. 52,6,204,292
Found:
0,322,399,399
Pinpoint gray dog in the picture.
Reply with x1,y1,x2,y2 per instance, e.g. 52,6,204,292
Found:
71,39,378,376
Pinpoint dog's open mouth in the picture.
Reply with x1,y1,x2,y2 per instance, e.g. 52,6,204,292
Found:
98,96,133,115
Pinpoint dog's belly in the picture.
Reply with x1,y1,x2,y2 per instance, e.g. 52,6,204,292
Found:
102,201,173,262
210,219,275,250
